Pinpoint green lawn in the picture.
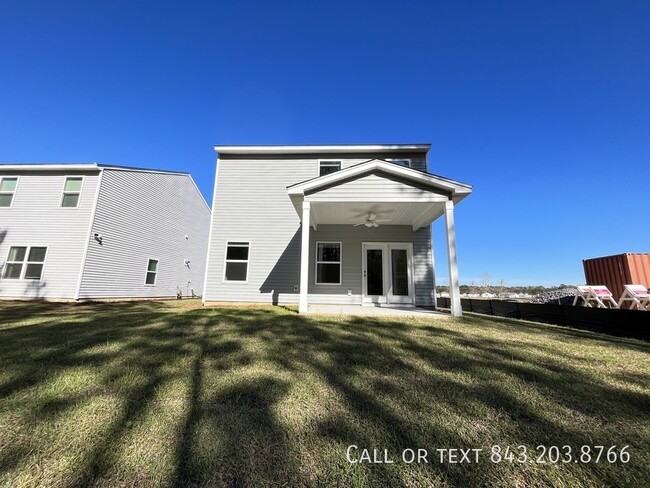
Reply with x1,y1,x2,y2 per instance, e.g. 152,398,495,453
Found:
0,301,648,487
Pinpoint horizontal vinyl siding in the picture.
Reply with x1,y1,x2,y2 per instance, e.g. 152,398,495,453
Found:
205,155,434,305
307,173,447,202
0,170,100,299
78,170,211,299
204,158,311,302
308,225,434,305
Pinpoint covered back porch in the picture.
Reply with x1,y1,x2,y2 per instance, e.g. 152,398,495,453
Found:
287,159,472,317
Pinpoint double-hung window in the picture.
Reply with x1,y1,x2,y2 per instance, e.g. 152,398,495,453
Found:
145,259,159,285
224,242,250,282
61,177,83,207
2,246,47,280
315,242,341,285
319,161,341,176
0,177,18,207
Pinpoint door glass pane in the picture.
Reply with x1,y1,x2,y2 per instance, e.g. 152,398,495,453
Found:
366,249,383,295
391,249,409,296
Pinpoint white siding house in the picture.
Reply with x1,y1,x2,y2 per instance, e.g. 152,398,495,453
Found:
203,145,472,316
0,164,210,300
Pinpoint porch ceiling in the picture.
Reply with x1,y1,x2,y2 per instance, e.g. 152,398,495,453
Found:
309,201,446,230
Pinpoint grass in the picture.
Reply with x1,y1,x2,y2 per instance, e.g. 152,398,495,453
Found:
0,300,648,487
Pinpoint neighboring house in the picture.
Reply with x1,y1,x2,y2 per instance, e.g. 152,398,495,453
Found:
203,144,471,316
0,164,211,300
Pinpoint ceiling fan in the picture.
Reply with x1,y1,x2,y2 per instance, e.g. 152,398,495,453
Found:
353,213,392,228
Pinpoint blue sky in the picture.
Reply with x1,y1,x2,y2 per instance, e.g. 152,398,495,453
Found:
1,1,649,286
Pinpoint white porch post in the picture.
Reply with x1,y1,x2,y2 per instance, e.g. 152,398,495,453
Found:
444,200,462,317
299,201,311,314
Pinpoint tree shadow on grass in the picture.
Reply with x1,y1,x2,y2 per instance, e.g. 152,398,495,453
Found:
0,303,649,487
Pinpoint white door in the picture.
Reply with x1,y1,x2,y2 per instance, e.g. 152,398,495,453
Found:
362,243,414,305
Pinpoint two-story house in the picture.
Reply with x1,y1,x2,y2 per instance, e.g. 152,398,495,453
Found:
203,144,471,316
0,164,211,300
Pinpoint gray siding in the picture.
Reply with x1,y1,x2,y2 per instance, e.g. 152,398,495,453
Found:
0,170,100,299
78,169,211,299
204,153,434,305
308,225,434,305
306,173,447,203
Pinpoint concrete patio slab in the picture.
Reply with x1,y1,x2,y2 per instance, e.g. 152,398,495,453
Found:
306,304,451,318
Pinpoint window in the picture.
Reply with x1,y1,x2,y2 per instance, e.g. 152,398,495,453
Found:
2,246,47,280
391,159,411,168
0,177,18,207
319,161,341,176
315,242,341,285
61,177,83,207
224,242,249,282
145,259,158,285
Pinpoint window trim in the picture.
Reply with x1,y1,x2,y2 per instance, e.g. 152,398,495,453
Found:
318,160,342,177
314,241,342,286
0,176,20,208
1,245,48,281
144,258,159,286
223,241,250,283
60,176,85,208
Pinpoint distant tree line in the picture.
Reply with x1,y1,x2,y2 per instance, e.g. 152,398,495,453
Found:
437,284,574,296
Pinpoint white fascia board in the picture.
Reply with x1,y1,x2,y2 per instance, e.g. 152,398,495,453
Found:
0,163,101,172
0,163,190,177
213,144,431,155
288,159,472,197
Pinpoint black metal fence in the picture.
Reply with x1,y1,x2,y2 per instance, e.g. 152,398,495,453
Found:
436,297,650,342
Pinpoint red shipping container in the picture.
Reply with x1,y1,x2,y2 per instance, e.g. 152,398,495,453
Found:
583,253,650,306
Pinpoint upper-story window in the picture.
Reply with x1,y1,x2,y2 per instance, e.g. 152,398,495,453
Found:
319,161,341,176
391,159,411,168
0,177,18,207
61,177,83,207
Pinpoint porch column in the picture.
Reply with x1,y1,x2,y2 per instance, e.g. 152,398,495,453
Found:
444,200,462,317
299,201,310,314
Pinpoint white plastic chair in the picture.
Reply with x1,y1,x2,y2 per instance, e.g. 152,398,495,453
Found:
573,285,619,308
617,284,650,311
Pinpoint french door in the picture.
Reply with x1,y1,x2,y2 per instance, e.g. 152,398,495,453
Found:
362,243,414,305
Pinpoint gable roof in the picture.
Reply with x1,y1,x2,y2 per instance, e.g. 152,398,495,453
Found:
287,159,472,202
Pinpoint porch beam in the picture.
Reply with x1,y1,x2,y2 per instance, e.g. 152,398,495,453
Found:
299,201,311,314
444,200,462,317
411,203,443,231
